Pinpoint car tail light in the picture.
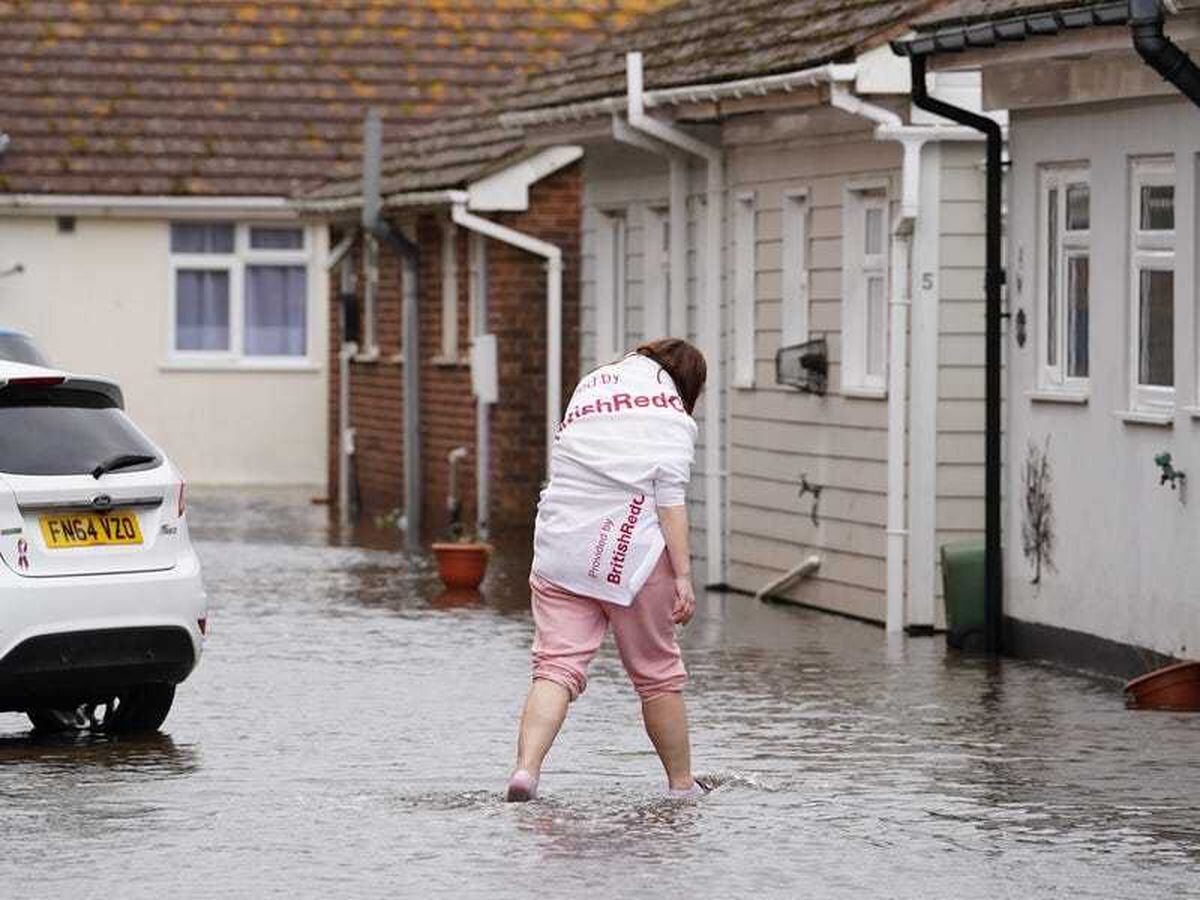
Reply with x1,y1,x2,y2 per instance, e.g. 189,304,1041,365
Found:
5,376,66,387
177,481,187,518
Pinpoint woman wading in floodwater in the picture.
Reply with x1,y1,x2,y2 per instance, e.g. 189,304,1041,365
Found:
506,338,708,801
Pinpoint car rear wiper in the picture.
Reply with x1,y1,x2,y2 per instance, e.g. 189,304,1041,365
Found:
91,453,158,479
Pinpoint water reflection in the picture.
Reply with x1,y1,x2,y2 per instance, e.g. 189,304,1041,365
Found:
0,488,1195,899
0,731,198,775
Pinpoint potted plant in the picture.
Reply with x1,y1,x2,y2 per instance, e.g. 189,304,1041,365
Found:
431,522,491,590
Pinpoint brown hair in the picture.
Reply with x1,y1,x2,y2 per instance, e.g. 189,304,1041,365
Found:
635,338,707,414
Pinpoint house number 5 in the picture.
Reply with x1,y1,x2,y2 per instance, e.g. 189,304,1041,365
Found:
921,272,935,291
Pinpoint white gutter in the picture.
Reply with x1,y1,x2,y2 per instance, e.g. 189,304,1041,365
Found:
0,193,301,218
295,190,463,215
449,194,563,474
501,62,857,129
625,50,727,586
827,83,985,633
610,115,689,336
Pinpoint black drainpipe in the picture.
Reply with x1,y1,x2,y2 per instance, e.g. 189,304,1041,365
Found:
909,55,1005,654
1130,0,1200,105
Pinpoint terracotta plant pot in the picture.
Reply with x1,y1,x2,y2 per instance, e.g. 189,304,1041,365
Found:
431,542,490,590
1125,660,1200,711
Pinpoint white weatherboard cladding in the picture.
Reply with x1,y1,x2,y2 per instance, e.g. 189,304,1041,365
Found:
1005,97,1200,658
580,119,988,620
0,216,328,485
724,130,903,621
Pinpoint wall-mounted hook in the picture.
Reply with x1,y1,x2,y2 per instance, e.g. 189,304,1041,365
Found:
799,473,822,527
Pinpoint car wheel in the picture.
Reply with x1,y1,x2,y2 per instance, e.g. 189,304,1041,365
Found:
26,683,176,735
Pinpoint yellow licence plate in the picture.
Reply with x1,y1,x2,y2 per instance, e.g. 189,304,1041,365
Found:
39,510,144,548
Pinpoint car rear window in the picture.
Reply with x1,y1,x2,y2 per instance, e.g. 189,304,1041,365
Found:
0,334,49,367
0,386,160,477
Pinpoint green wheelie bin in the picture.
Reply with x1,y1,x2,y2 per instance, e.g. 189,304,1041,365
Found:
940,540,986,650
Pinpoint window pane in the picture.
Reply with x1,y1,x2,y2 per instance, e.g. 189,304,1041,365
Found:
250,226,304,250
1046,187,1058,368
170,222,234,254
866,276,886,378
245,265,307,356
1138,268,1174,387
864,207,883,255
1140,184,1174,231
1066,255,1088,378
1065,184,1089,231
175,269,230,351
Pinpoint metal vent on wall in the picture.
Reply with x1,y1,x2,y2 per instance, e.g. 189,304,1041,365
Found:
776,337,828,396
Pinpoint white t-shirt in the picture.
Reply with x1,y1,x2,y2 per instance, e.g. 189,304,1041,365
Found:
532,353,698,606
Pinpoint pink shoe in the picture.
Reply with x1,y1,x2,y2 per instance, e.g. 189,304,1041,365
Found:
506,769,538,802
667,778,711,799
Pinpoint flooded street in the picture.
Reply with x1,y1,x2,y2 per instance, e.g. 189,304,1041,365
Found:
1,488,1197,899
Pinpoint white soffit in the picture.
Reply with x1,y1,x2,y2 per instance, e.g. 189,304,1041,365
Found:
466,145,584,212
854,44,912,95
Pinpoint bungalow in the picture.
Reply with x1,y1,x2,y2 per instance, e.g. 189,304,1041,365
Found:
501,0,997,629
297,107,587,541
895,0,1200,672
0,1,654,485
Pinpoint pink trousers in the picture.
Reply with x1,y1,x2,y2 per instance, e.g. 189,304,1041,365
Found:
529,551,687,701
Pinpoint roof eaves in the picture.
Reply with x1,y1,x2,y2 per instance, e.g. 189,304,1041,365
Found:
500,62,859,130
893,1,1130,58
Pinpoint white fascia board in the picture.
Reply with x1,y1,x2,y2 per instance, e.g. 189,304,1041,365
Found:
466,145,584,212
0,193,301,219
854,44,913,95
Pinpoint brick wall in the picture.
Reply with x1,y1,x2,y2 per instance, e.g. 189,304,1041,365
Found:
327,164,581,542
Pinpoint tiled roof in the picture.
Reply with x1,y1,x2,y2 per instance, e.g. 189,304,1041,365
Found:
505,0,946,116
306,0,950,202
0,0,662,197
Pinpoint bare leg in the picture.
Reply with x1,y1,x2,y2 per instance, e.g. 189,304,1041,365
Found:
641,692,694,790
514,678,571,778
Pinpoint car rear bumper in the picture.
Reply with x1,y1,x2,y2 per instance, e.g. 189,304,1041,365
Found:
0,626,194,710
0,549,206,711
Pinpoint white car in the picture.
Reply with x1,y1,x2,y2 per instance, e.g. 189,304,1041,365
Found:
0,360,206,733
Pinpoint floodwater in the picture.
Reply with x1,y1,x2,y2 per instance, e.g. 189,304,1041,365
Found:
1,487,1197,899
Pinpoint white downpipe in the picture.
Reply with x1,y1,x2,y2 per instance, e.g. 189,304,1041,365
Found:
828,84,920,633
327,230,358,531
886,225,913,633
626,50,725,586
610,115,689,338
668,158,689,336
450,198,563,474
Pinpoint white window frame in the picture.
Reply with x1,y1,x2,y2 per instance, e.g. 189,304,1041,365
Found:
1037,166,1091,393
841,182,891,394
733,191,757,388
781,189,810,348
642,204,669,340
468,230,487,341
595,210,627,361
437,219,462,363
166,221,317,370
1129,158,1176,414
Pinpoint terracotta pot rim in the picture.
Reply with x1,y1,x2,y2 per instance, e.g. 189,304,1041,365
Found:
1125,660,1200,691
431,541,491,552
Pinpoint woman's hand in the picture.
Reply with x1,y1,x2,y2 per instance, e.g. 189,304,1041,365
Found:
671,574,696,625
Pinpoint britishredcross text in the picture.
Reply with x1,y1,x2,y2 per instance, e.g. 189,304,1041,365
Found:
558,391,685,434
606,493,645,585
